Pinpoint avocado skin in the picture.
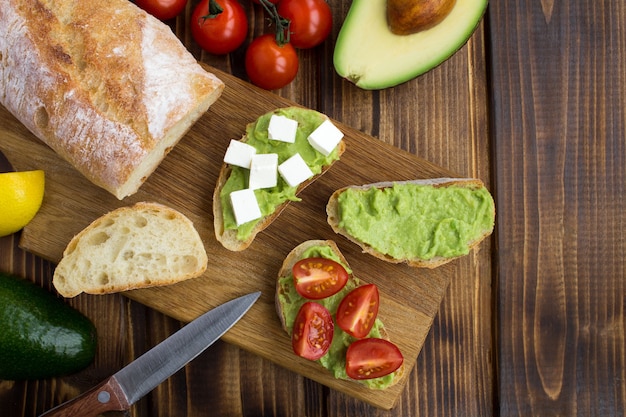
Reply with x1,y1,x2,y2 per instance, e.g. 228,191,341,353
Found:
0,272,97,380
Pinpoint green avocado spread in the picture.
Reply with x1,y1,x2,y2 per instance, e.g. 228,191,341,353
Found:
221,108,342,241
336,182,495,260
277,245,395,390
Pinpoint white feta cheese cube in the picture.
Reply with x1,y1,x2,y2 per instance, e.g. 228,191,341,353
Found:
223,140,257,168
307,119,344,156
278,153,314,187
249,153,278,190
268,114,298,143
229,189,262,226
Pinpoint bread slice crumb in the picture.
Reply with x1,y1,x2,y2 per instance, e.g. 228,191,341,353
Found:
53,202,208,297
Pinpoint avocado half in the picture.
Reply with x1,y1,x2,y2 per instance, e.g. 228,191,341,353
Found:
333,0,488,90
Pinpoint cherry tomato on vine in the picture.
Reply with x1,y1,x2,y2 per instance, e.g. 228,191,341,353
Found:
336,284,379,339
345,338,404,380
293,257,349,299
292,302,334,360
135,0,188,20
245,34,299,90
191,0,248,55
277,0,332,49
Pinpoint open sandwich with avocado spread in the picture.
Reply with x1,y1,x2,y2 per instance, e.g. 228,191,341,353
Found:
214,107,346,251
276,240,404,389
326,178,496,268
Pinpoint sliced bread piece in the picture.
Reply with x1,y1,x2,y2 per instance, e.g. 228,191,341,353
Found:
326,178,495,268
214,107,346,251
276,240,404,390
53,202,208,297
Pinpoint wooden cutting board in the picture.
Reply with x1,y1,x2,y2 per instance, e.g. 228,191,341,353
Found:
0,66,461,410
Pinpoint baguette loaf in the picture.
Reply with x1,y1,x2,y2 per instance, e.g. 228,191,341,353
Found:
0,0,224,199
276,240,404,389
326,178,495,268
214,108,346,251
53,202,208,298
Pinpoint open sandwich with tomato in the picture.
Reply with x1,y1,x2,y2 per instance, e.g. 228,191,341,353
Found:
214,108,345,251
275,240,404,389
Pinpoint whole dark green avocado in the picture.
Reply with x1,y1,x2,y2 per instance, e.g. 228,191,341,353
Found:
0,272,97,380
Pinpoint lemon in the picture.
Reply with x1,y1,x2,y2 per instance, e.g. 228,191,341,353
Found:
0,170,45,237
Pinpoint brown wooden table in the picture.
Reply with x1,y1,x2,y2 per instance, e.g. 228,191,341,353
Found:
1,1,624,415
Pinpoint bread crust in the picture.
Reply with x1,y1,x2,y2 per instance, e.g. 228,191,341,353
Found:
326,178,495,268
214,109,346,251
275,240,404,388
1,0,224,199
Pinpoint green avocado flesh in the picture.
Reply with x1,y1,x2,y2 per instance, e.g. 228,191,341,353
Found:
0,273,97,380
221,108,342,241
337,182,494,261
277,245,395,390
333,0,488,89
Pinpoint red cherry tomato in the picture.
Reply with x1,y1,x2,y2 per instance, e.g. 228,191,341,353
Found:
336,284,379,338
245,34,299,90
191,0,248,55
134,0,188,20
277,0,332,49
292,302,334,360
292,257,349,299
345,338,404,380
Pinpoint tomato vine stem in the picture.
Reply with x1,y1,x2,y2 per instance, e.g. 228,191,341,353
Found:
201,0,223,20
258,0,291,45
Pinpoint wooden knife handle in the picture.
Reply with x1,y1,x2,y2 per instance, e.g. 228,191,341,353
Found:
38,376,130,417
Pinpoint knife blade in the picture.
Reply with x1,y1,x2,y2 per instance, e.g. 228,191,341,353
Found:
39,291,261,417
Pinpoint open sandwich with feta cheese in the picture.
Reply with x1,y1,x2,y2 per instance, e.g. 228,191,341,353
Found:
213,107,346,251
276,240,404,390
326,177,496,268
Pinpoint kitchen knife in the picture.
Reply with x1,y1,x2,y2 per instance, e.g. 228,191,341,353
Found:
39,291,261,417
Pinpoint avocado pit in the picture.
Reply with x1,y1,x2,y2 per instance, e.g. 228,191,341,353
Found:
387,0,457,35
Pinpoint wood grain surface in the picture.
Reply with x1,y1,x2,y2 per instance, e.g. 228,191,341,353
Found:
0,65,464,410
489,1,626,415
1,0,624,416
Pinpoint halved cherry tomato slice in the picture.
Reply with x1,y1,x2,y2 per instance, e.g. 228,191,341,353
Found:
292,257,349,299
345,338,404,380
292,302,334,360
336,284,379,338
